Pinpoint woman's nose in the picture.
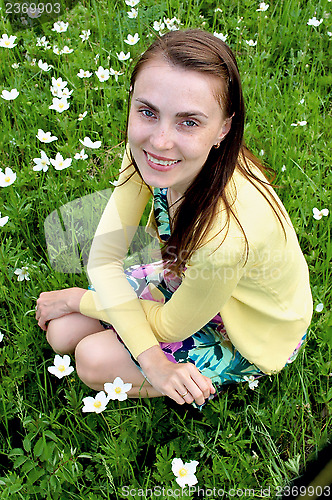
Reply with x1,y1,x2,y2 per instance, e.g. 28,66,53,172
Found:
150,122,174,150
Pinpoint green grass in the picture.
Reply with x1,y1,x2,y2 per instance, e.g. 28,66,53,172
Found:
0,0,331,498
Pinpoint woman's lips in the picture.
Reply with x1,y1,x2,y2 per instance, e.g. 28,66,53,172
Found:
144,150,180,171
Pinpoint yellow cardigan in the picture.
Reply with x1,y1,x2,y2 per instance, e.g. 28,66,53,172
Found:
80,150,313,374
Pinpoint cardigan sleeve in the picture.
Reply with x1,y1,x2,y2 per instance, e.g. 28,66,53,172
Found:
79,150,162,356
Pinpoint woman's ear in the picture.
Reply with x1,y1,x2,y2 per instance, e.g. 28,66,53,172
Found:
216,115,233,144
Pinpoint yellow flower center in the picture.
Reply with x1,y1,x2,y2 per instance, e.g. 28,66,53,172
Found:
59,162,63,167
178,467,188,477
58,365,65,372
5,176,11,183
115,387,122,394
94,400,102,408
5,41,10,46
59,103,64,108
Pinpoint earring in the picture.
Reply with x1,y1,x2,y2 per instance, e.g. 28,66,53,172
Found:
213,142,221,149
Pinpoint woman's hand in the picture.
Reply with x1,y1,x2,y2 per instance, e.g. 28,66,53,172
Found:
35,287,86,331
137,345,215,406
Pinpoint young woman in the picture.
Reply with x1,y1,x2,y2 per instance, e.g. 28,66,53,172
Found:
35,29,313,408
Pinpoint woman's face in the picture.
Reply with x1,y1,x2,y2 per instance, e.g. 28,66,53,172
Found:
128,58,231,195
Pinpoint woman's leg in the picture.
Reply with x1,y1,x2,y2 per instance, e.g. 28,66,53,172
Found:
75,329,163,398
46,313,103,355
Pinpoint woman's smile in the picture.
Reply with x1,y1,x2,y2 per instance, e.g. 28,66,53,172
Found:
144,150,181,171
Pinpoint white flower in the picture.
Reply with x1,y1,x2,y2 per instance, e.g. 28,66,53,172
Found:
327,31,332,37
127,8,138,19
214,8,222,13
0,212,9,227
36,129,58,143
50,153,72,171
104,377,132,401
33,151,50,172
124,33,140,45
14,267,30,281
27,7,42,19
117,51,131,62
49,97,70,113
79,29,91,41
38,60,52,71
164,17,180,31
307,17,323,27
52,21,69,33
1,89,19,100
74,149,88,160
315,303,324,313
281,165,286,172
77,69,93,78
95,66,110,82
244,375,259,390
79,137,101,149
125,0,140,6
61,46,74,54
50,86,63,98
171,458,199,487
245,39,257,46
0,332,3,343
36,36,50,49
48,355,74,378
299,98,305,104
53,45,61,55
153,20,165,32
213,32,228,42
312,207,329,220
52,77,68,90
78,111,88,121
0,167,16,187
82,391,109,413
291,121,307,127
61,87,73,99
256,2,269,11
11,63,20,69
0,34,17,49
109,68,124,82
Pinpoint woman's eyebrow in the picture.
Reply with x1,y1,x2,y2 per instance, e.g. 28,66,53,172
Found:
134,98,208,118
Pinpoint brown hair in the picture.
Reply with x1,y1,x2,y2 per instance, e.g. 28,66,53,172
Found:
125,29,287,275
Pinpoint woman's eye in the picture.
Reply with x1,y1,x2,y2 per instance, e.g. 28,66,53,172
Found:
182,120,198,127
140,109,155,118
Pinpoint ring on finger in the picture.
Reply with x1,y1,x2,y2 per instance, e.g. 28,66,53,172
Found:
180,390,189,398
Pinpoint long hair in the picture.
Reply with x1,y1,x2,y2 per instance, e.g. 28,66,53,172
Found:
124,29,287,275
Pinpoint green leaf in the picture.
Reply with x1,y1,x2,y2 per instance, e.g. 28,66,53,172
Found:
33,437,44,458
44,430,58,441
8,448,24,457
23,437,31,453
13,456,28,469
27,468,45,485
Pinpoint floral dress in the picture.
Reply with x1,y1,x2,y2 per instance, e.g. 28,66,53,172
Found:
98,187,306,406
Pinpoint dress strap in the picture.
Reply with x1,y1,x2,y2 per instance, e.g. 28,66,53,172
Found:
153,187,171,242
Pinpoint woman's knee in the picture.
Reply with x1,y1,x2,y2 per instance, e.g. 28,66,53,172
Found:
75,332,123,389
46,313,102,355
46,316,72,354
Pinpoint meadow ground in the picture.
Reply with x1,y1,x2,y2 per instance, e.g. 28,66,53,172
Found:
0,0,331,498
